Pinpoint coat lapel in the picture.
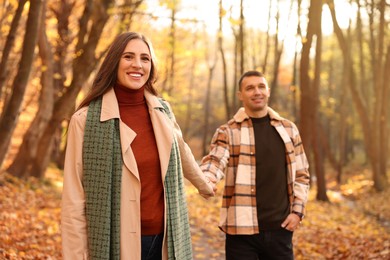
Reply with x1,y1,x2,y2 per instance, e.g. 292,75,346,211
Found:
119,123,139,180
101,88,140,181
145,92,173,182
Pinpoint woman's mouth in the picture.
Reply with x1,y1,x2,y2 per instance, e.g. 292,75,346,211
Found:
127,72,142,78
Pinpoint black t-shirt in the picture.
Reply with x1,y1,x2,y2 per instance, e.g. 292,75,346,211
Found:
251,115,289,230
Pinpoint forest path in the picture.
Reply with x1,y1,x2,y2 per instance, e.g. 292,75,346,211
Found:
0,170,389,259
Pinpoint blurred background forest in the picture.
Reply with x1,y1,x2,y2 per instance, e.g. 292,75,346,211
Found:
0,0,389,258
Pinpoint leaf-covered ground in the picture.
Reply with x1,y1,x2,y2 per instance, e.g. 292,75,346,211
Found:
0,170,62,259
188,170,390,260
0,168,389,259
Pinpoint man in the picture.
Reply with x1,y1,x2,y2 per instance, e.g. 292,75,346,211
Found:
201,70,310,259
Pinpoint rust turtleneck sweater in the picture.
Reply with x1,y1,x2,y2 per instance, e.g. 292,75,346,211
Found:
114,84,164,235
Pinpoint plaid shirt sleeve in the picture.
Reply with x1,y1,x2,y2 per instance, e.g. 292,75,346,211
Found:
200,126,230,183
289,122,310,215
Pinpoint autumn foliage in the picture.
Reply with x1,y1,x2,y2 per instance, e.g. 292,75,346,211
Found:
1,168,389,259
0,171,62,259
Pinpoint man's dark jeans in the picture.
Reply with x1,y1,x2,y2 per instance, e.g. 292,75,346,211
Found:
226,229,294,260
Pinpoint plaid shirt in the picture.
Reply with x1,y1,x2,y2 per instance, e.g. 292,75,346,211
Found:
200,107,310,235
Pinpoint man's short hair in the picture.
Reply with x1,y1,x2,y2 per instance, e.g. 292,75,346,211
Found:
238,70,265,91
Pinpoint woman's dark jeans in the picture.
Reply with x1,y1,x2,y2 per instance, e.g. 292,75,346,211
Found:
141,233,164,260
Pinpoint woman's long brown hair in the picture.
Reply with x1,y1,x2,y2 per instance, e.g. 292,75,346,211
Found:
76,32,158,111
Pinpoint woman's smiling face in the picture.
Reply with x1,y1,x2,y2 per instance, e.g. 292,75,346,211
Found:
117,39,151,90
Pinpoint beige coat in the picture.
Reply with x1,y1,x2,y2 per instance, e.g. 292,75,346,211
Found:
61,88,213,260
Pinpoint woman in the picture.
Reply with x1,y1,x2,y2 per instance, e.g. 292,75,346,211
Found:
61,32,214,260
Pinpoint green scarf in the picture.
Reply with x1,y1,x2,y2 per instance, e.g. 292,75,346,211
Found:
83,97,122,259
83,97,193,259
159,99,193,260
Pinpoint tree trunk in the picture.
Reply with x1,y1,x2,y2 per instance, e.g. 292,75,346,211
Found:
230,0,245,112
269,0,293,109
379,45,389,187
0,0,27,100
202,66,215,155
375,0,388,191
333,22,354,182
269,0,281,107
183,38,197,140
0,0,42,167
356,1,368,100
327,0,388,191
335,77,348,184
238,0,244,76
49,0,78,171
299,0,329,201
7,0,54,178
232,33,239,111
117,0,144,30
262,0,272,74
202,39,218,155
311,5,328,201
24,0,114,178
167,4,177,95
218,0,230,120
291,0,302,121
291,47,298,120
299,0,315,165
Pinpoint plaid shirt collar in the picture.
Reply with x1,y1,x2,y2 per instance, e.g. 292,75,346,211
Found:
233,106,285,123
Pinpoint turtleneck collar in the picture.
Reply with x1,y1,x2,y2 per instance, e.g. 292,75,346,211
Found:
114,83,145,105
251,114,270,124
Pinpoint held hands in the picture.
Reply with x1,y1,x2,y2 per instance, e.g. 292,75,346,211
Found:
199,175,218,200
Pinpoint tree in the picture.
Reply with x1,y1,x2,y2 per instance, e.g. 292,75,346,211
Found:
238,0,244,77
7,0,54,178
7,0,117,178
33,0,116,178
202,30,218,155
322,40,350,184
182,37,198,140
0,0,28,100
299,0,329,201
218,0,230,120
327,0,389,191
310,2,327,202
262,1,272,75
230,0,245,111
159,0,180,95
268,0,294,109
116,0,144,31
0,0,43,167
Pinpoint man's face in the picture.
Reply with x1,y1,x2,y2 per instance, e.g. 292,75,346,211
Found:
238,76,270,117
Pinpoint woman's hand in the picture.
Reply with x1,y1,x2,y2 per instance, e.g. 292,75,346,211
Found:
199,177,217,199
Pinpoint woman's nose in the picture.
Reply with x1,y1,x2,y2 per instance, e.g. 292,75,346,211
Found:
132,57,142,69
